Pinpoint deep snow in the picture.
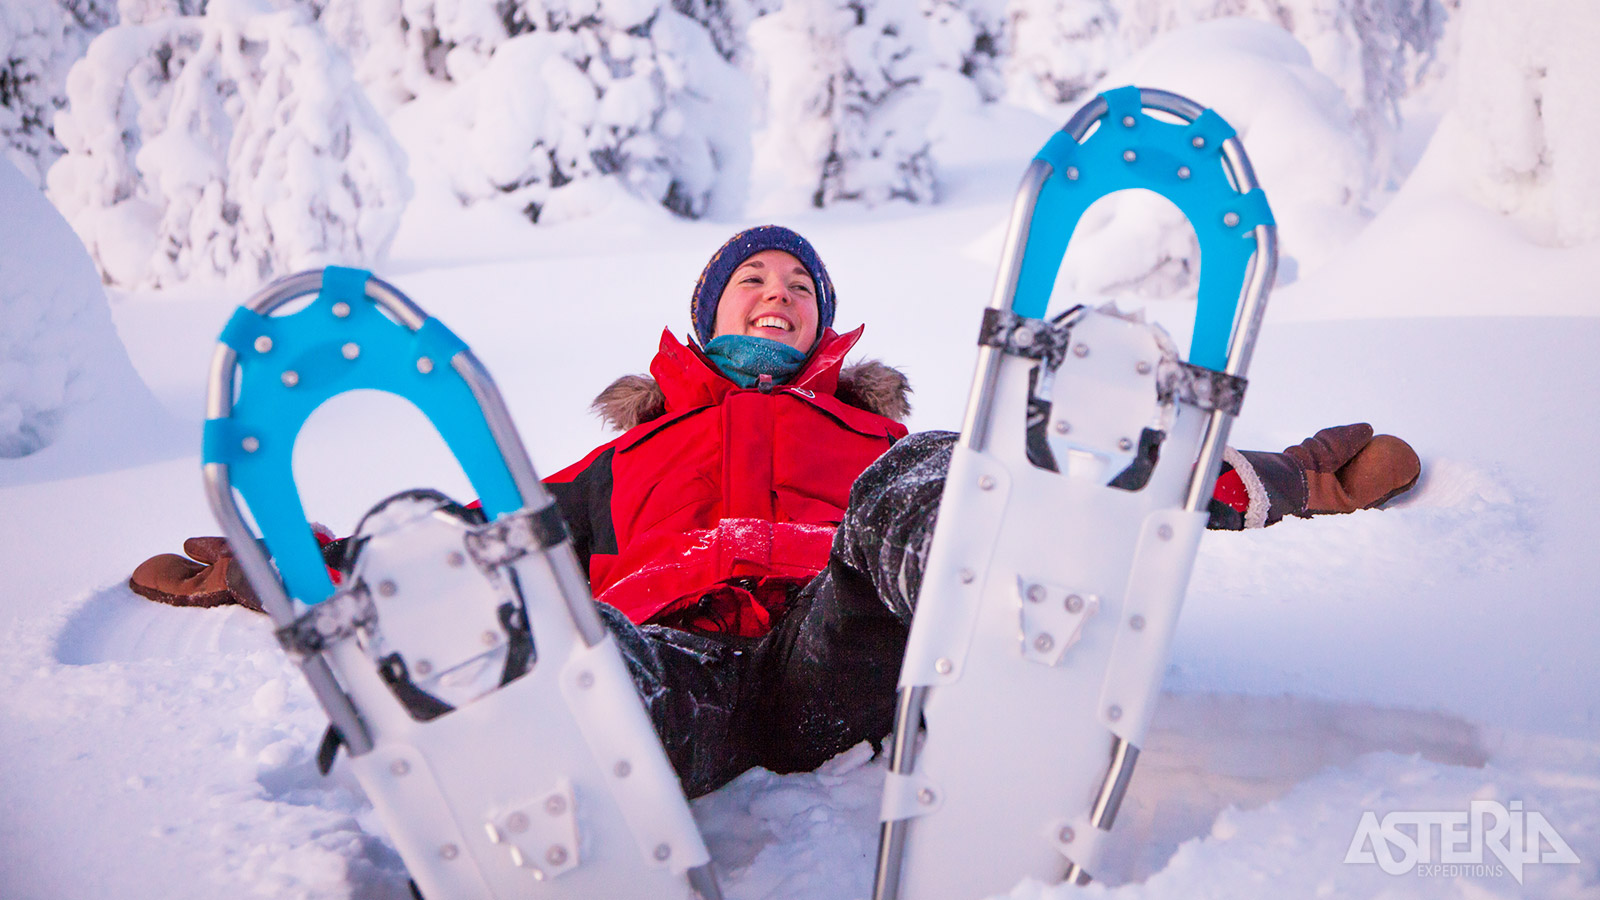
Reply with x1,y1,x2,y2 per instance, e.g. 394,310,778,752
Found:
3,16,1600,900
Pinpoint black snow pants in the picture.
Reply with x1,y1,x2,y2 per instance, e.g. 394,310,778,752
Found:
598,430,957,799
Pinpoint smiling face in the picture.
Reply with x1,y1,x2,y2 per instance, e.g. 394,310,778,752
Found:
711,249,820,353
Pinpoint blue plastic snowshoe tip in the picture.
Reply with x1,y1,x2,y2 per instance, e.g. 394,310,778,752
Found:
1011,85,1274,371
202,266,525,606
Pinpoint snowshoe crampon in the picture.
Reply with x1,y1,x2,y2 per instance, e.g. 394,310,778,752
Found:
873,86,1277,898
202,268,719,900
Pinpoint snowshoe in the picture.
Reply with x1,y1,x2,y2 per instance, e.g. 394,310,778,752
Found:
873,86,1277,898
202,268,719,900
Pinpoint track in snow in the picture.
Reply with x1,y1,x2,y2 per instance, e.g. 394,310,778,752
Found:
53,583,275,666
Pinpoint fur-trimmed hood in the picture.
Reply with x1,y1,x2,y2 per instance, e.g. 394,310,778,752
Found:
593,358,912,431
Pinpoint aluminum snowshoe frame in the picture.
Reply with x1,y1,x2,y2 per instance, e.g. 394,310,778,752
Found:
873,86,1277,898
203,268,719,900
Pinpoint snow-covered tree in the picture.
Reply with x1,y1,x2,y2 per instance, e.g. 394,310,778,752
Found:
1114,0,1451,181
318,0,751,220
46,0,412,288
313,0,507,111
921,0,1008,100
670,0,778,63
1054,19,1376,300
1452,0,1599,246
0,0,115,187
750,0,938,208
118,0,208,21
997,0,1452,187
1002,0,1119,109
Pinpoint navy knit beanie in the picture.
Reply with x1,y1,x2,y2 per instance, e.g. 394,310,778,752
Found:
691,225,836,346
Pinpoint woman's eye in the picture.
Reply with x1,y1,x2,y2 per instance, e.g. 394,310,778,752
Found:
793,284,812,294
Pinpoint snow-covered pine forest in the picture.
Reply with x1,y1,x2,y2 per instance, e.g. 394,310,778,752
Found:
3,0,1600,897
6,0,1469,291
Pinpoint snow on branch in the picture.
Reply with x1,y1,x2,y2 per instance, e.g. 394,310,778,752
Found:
0,0,113,188
997,0,1452,191
1003,0,1119,109
335,0,753,221
46,0,412,288
1054,20,1376,300
750,0,938,208
922,0,1008,101
1115,0,1452,184
670,0,779,64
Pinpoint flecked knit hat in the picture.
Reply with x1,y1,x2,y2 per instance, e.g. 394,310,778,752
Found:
690,225,836,346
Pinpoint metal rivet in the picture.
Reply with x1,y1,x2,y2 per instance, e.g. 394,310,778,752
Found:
341,342,360,360
1072,344,1089,358
1118,437,1133,451
1065,594,1084,614
577,671,595,689
414,659,433,676
1107,705,1123,721
1136,361,1152,375
1013,327,1035,347
241,436,260,453
440,843,459,860
1053,420,1070,434
959,568,975,584
1034,633,1055,652
417,356,435,374
1177,166,1191,180
1121,115,1136,128
390,759,410,776
546,795,567,816
482,630,499,647
378,580,397,597
1192,136,1206,148
546,846,568,866
935,658,953,675
485,824,503,843
1130,615,1146,631
654,844,672,861
332,301,351,318
614,760,632,778
918,788,936,805
281,370,299,388
1060,826,1076,843
1224,211,1240,227
1026,583,1047,603
253,336,273,353
1157,524,1174,541
1123,149,1137,163
978,475,996,491
1065,166,1080,181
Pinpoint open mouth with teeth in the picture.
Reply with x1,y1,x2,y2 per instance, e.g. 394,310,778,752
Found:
751,315,795,333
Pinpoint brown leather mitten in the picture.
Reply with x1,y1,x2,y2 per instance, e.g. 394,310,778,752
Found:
129,536,263,613
1282,423,1421,514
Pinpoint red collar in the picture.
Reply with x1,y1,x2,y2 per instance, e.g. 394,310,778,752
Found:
648,326,865,413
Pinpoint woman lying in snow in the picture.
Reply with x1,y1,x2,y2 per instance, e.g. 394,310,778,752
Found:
131,225,1420,797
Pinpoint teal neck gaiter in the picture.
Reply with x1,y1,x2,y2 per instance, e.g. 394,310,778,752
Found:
704,335,808,389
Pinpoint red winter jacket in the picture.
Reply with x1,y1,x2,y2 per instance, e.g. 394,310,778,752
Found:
545,327,909,636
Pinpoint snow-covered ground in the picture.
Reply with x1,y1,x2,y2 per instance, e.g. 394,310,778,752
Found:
4,15,1600,900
